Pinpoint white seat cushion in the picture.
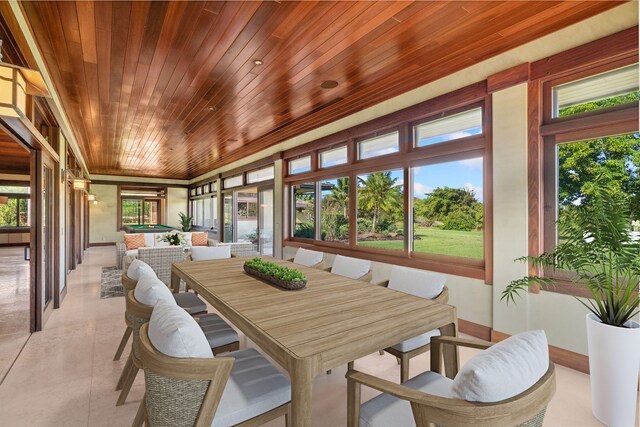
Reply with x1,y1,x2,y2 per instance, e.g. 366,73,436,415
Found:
391,328,441,352
331,255,370,279
190,245,231,261
126,259,156,281
134,274,176,307
388,266,446,300
360,371,452,427
212,348,291,427
197,314,239,349
125,249,139,257
148,300,213,359
450,330,549,402
293,248,323,267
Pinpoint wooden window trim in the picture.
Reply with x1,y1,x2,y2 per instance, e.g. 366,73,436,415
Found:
283,83,491,282
529,28,639,297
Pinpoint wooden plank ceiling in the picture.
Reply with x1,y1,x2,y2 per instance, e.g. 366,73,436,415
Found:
0,128,30,175
19,1,621,179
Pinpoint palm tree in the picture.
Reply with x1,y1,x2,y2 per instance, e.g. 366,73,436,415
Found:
358,172,402,233
328,177,350,217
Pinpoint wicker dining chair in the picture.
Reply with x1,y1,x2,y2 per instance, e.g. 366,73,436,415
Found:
376,266,449,382
137,246,186,286
116,291,239,406
112,272,139,361
135,322,291,427
347,335,556,427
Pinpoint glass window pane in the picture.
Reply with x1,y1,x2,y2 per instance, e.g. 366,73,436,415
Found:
211,196,218,232
223,175,243,189
557,132,640,243
292,183,315,239
415,108,482,147
554,64,639,118
259,189,274,256
356,169,404,250
247,166,275,183
412,158,484,259
210,182,217,192
18,198,29,226
203,197,212,228
320,145,348,168
0,198,18,227
121,199,141,225
143,200,158,225
236,189,258,247
194,199,203,226
358,132,399,160
224,193,233,241
289,156,311,174
320,177,349,243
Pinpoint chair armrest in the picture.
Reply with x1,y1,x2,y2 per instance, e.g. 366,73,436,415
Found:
207,239,219,247
285,257,294,262
431,335,493,350
346,369,456,407
359,270,373,283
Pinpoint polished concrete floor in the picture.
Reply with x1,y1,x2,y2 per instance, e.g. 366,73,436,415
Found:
0,246,30,383
0,247,617,426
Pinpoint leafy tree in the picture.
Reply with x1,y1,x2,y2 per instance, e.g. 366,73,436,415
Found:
357,172,402,233
414,187,483,230
326,177,349,217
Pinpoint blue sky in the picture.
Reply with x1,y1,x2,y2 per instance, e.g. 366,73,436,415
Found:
412,157,484,202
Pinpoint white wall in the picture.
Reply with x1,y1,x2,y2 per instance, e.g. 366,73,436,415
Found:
166,187,188,229
89,184,119,243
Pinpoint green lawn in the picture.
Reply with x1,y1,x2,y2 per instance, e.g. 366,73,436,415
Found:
358,226,483,259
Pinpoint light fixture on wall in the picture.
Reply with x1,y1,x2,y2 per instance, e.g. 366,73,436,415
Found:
72,178,90,190
92,200,98,205
0,40,50,118
0,196,8,205
87,194,96,201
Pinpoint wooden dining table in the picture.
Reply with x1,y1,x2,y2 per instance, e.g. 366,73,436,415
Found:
171,256,459,427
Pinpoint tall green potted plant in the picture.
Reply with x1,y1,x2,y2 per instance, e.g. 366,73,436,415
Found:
178,212,192,232
502,179,639,426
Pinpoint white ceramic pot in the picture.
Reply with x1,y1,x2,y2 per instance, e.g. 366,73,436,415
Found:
586,313,640,427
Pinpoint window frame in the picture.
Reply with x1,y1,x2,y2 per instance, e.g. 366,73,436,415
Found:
0,192,30,229
530,37,639,297
283,83,492,281
117,185,167,230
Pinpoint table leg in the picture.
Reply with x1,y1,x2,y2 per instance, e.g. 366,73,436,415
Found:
439,321,460,379
170,267,180,294
289,359,314,427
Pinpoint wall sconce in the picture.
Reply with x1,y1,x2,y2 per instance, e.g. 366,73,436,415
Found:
92,199,98,205
0,196,8,205
73,178,89,190
0,53,50,118
87,194,96,201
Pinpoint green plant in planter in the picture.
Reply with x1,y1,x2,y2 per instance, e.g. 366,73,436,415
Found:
178,212,193,232
244,258,307,283
502,177,640,327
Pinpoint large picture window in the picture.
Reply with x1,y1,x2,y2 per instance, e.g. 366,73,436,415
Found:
284,87,491,279
537,58,639,293
119,186,165,228
412,158,484,259
356,170,404,250
320,178,349,243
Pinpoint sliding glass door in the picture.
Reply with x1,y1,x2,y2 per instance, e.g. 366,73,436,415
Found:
222,186,274,256
259,188,274,256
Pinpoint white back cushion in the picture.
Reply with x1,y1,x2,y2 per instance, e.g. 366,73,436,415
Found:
134,274,176,307
190,245,231,261
126,259,156,281
331,255,371,279
141,233,156,247
183,232,192,246
451,330,549,402
148,300,213,359
293,248,323,267
388,266,446,300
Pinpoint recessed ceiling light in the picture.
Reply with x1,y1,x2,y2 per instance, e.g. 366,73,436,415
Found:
253,59,263,65
206,106,215,111
320,80,338,89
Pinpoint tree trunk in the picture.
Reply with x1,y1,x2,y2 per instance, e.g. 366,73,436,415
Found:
371,207,378,233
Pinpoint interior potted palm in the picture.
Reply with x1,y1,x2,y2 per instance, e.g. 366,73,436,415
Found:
502,178,640,427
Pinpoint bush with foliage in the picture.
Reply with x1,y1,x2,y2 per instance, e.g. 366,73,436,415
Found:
244,257,307,283
414,187,483,231
178,212,193,232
